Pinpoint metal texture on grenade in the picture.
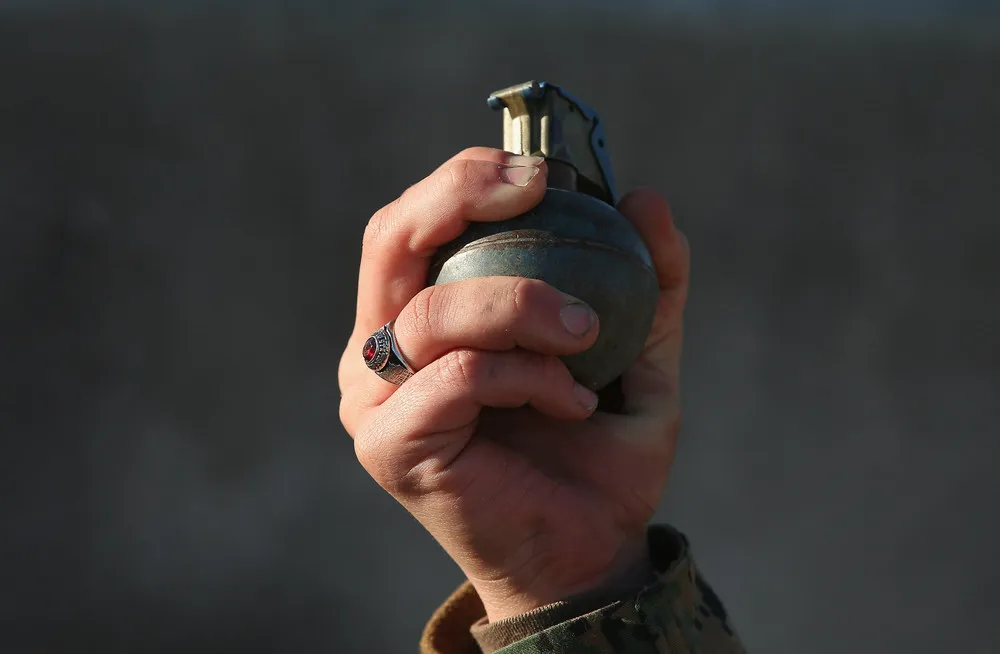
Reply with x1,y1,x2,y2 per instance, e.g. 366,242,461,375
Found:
429,81,659,392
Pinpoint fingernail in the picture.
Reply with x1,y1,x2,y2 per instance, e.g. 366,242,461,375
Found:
574,383,599,412
506,154,545,167
560,300,595,336
499,165,540,187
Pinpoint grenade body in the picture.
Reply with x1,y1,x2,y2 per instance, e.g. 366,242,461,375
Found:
429,188,659,391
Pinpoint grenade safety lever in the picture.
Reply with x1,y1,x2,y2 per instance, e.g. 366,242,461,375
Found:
487,81,619,207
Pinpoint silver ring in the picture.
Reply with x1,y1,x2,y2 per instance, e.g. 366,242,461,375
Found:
362,320,415,386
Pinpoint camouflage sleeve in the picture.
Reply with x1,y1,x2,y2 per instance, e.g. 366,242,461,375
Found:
420,525,746,654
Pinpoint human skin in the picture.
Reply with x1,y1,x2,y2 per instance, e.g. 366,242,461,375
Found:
338,147,689,622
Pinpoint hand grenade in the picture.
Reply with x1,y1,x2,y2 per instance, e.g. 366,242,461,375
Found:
429,81,659,393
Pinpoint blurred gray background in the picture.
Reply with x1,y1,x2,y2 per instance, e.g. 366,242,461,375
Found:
1,2,999,653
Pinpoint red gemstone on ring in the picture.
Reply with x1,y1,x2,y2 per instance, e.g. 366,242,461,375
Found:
362,337,378,364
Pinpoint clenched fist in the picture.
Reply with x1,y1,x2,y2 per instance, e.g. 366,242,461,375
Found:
338,147,689,622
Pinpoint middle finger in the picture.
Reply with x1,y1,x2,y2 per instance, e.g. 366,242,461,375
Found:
391,276,599,373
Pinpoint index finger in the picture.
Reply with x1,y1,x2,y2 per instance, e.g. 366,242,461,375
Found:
340,149,548,393
356,149,547,332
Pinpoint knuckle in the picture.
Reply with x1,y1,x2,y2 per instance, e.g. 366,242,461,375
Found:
507,277,545,316
489,278,550,334
488,277,531,330
351,420,393,483
437,348,487,388
362,199,400,250
350,411,419,496
443,158,474,192
539,353,569,386
356,435,422,497
353,431,382,476
441,159,486,210
402,285,441,340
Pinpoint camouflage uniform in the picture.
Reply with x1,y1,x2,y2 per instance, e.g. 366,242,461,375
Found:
421,525,746,654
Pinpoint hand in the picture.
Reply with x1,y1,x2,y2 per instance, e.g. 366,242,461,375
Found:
338,148,689,621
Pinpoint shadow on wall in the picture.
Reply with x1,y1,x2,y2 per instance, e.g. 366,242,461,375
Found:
0,8,998,654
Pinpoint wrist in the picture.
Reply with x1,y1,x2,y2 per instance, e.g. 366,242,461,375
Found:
470,532,652,623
